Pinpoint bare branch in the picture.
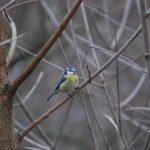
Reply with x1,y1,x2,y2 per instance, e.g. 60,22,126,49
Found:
15,93,54,148
11,0,83,93
110,0,132,49
21,72,43,104
67,1,109,147
8,0,40,11
143,131,150,150
0,0,16,11
90,45,147,73
125,129,150,150
140,0,150,56
121,74,146,107
3,4,17,66
104,115,119,133
16,45,63,71
79,93,100,150
18,25,141,141
0,34,24,46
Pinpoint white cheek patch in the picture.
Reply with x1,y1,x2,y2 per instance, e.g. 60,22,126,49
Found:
67,71,75,75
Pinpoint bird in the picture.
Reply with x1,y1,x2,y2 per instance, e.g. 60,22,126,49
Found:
47,65,78,101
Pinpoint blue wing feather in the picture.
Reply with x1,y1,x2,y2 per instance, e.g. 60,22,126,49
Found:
47,72,66,101
55,73,66,91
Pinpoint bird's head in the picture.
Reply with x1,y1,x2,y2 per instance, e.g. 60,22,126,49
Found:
65,65,76,75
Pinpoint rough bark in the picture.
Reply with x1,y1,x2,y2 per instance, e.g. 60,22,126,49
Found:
0,5,18,150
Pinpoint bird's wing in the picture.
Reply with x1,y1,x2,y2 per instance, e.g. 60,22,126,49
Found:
47,73,66,101
55,73,67,91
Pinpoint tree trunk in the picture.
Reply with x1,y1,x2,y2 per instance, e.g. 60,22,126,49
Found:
0,4,19,150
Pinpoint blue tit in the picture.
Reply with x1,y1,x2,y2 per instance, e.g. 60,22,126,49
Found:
47,65,78,101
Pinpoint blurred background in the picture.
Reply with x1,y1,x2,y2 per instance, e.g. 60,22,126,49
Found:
4,0,150,149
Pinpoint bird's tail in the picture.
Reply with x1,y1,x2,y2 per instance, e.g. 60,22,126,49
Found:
46,91,58,101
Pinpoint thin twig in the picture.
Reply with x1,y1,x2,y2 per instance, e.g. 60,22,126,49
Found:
11,0,83,93
115,24,128,148
40,1,128,77
139,5,150,145
16,44,106,89
140,0,150,104
82,2,128,148
67,2,100,149
2,0,17,66
84,1,134,33
140,0,150,57
15,94,54,148
81,3,104,81
82,3,117,138
54,99,73,148
13,112,53,150
18,25,141,142
68,1,110,148
125,129,150,150
104,115,119,133
16,45,63,71
102,0,111,42
83,0,107,14
7,0,40,11
90,45,147,73
0,0,16,11
79,92,99,150
114,25,121,133
110,0,132,49
21,72,43,104
47,16,69,65
121,74,146,107
0,34,24,46
15,120,50,150
143,131,150,150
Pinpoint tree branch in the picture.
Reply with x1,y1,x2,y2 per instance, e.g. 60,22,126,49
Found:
3,1,17,67
140,0,150,57
140,0,150,98
11,0,83,93
0,5,8,87
18,25,141,142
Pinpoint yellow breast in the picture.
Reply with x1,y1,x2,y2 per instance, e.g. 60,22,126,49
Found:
59,74,78,93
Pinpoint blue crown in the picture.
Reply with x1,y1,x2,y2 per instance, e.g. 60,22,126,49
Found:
65,65,76,72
